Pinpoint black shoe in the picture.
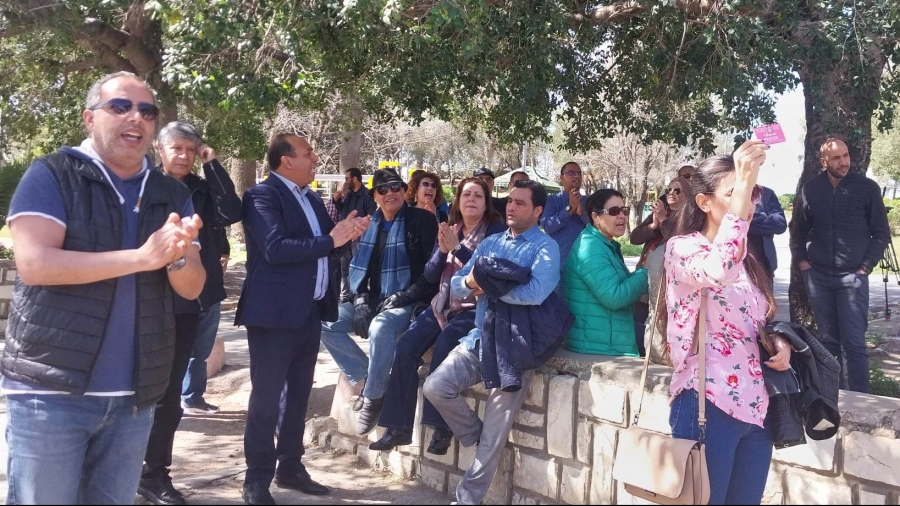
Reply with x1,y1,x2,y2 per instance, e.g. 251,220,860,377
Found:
427,428,454,456
181,398,219,414
137,473,186,505
356,397,383,435
242,483,276,505
351,396,364,412
369,428,413,451
274,470,330,496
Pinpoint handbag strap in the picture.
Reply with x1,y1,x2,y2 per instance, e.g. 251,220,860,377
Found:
633,285,709,446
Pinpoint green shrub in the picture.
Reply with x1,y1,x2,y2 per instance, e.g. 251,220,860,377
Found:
0,244,12,260
0,160,28,222
616,236,643,257
884,199,900,234
870,365,900,398
778,194,795,211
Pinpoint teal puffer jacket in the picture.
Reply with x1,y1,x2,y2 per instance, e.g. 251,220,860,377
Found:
563,226,649,356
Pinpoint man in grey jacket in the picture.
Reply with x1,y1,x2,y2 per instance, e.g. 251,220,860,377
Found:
791,137,891,393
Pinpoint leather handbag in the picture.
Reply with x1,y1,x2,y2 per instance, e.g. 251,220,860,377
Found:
612,288,710,505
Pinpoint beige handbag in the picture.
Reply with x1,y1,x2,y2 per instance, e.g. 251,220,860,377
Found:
612,288,710,505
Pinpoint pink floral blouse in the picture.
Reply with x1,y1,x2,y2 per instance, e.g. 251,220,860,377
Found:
664,211,769,427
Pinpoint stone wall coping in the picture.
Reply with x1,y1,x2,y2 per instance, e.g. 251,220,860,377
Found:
0,260,15,269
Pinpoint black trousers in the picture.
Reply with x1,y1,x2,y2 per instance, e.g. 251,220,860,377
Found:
244,313,321,487
144,313,200,476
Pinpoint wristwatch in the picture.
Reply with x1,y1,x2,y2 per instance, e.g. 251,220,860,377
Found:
167,258,186,272
453,243,463,253
565,205,572,212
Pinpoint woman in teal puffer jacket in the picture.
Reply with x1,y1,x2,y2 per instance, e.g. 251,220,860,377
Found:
564,189,649,356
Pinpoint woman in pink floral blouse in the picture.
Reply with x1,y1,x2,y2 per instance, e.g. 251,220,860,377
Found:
660,140,792,505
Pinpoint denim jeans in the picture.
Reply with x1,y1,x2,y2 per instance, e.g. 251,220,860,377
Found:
378,308,476,431
6,394,155,505
320,301,414,399
182,302,222,403
802,268,870,393
669,390,773,505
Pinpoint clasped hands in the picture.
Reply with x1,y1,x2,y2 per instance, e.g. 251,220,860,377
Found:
437,222,460,254
140,212,203,271
330,210,371,248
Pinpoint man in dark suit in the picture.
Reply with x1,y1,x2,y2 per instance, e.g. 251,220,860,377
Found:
236,133,369,505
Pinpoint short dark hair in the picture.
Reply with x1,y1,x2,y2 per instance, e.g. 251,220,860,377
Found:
585,188,625,217
512,179,547,210
560,161,580,175
346,167,363,181
267,133,297,171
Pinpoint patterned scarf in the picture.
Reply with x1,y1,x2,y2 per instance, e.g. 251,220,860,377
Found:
349,205,411,298
431,220,488,328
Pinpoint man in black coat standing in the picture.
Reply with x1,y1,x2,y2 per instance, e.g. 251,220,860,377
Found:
236,133,369,505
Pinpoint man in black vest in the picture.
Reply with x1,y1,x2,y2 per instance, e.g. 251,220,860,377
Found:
2,72,206,504
332,167,377,302
236,134,370,505
139,121,243,505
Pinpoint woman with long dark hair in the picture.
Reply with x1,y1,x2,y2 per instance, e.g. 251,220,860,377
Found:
661,140,792,504
370,177,504,455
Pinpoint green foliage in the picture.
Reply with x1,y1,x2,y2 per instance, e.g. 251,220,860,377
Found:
442,185,455,204
615,236,642,258
870,364,900,399
872,122,900,182
883,199,900,235
0,244,12,260
0,160,28,222
778,194,795,211
867,334,885,347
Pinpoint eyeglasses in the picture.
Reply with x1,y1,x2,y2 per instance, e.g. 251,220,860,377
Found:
563,170,582,178
376,182,404,195
419,181,436,189
681,173,692,180
597,206,630,217
89,98,160,121
668,188,682,195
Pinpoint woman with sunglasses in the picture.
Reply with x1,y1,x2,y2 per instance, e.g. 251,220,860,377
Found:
563,189,648,356
406,171,448,223
659,140,791,505
630,176,688,361
370,177,505,455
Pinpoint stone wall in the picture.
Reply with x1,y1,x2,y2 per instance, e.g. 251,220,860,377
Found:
0,260,15,338
320,349,900,505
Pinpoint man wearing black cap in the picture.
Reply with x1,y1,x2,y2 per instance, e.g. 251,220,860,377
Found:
320,168,439,436
474,167,508,217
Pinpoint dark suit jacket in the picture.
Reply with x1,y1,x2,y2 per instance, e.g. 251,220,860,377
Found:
235,174,339,329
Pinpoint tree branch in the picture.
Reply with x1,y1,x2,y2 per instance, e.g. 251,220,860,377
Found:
76,18,160,74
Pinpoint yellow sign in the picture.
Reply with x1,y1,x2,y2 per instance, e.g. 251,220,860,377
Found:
379,160,400,169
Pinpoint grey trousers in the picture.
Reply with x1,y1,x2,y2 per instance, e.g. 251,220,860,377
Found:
424,344,533,505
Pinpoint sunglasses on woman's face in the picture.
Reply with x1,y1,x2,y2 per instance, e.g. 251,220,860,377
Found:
89,98,160,121
419,181,436,189
668,188,682,195
376,182,404,195
598,206,630,217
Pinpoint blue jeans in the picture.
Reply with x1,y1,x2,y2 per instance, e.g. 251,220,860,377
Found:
182,303,222,403
802,268,870,393
669,390,773,505
6,394,155,505
320,301,413,399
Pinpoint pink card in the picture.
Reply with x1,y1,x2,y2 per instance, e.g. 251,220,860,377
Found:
754,123,787,145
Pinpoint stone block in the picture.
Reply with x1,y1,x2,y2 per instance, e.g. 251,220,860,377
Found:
844,432,900,488
762,469,783,506
0,319,6,337
388,450,417,479
408,388,425,456
773,435,838,473
526,373,547,408
419,462,447,494
0,300,9,319
857,487,887,505
304,416,337,447
483,448,514,505
549,376,578,459
512,491,540,505
576,420,592,465
423,426,457,467
578,379,627,425
590,425,618,504
633,392,672,435
466,396,478,412
469,381,489,397
448,473,462,496
510,429,545,450
358,446,383,468
560,464,589,505
514,451,559,500
784,472,851,505
479,399,486,420
333,401,358,437
206,337,226,379
517,409,546,429
459,442,477,471
331,434,358,454
4,267,15,283
330,373,355,421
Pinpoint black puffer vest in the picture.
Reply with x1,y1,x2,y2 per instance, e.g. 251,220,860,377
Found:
2,152,191,407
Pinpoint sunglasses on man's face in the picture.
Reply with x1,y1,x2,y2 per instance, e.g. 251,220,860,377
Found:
563,170,583,178
376,182,404,195
89,98,160,122
598,206,630,217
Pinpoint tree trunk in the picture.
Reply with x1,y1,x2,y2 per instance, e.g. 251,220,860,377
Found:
339,98,365,172
228,158,258,243
788,55,883,325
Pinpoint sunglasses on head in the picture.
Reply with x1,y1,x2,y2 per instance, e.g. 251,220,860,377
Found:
597,206,630,217
376,182,404,195
89,98,160,121
419,180,436,189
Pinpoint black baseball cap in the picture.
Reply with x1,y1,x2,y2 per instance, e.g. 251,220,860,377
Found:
473,167,495,179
